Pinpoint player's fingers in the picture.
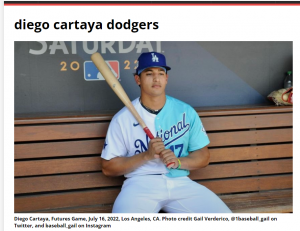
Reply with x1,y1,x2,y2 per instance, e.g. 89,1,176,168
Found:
160,149,175,160
152,143,165,154
159,150,176,168
149,138,164,147
163,156,177,166
160,149,173,155
160,147,175,156
148,138,162,148
166,162,176,169
145,138,164,160
150,137,162,143
148,139,164,155
166,157,178,168
161,156,177,169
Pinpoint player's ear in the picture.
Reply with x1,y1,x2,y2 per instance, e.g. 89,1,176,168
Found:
134,74,141,86
166,73,169,84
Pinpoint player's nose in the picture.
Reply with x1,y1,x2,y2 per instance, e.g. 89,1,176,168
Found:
153,74,160,81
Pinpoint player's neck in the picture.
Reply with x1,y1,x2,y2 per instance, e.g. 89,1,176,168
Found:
140,94,166,111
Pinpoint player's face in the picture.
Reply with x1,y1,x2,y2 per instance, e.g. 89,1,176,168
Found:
135,67,168,97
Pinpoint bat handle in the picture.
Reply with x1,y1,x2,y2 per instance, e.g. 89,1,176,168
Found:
143,127,175,168
143,127,155,139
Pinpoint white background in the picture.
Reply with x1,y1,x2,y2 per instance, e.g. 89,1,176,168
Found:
2,0,299,230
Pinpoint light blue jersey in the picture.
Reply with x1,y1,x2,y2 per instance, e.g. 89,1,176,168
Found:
102,95,209,178
155,96,210,177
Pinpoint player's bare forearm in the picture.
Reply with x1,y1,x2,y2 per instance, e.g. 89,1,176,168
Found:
180,146,210,170
101,138,164,177
101,151,152,177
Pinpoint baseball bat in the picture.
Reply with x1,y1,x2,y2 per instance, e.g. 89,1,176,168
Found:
91,52,154,139
91,52,175,168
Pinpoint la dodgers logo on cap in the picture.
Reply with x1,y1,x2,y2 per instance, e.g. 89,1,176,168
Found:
136,52,171,75
151,53,159,62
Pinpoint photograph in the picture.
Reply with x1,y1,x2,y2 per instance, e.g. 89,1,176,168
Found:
14,41,293,214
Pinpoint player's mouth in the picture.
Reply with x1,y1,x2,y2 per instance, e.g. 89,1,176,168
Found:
152,84,161,88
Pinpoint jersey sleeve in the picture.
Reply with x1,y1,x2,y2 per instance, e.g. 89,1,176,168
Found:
101,117,128,160
188,108,210,152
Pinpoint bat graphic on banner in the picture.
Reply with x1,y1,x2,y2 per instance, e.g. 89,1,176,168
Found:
91,52,175,168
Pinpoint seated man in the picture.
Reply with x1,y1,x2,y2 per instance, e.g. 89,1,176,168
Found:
101,52,232,213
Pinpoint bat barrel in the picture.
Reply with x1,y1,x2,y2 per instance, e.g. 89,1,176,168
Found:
91,52,148,130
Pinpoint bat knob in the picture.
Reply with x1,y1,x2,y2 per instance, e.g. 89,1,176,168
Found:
166,162,176,169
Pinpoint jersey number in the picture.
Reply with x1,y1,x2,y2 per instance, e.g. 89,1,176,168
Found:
169,144,183,157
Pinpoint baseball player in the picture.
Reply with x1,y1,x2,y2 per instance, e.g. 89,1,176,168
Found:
101,52,232,213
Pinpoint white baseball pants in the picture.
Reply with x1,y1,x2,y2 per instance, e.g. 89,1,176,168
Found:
112,175,232,213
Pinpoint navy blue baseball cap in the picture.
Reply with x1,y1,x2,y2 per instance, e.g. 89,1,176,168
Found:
136,52,171,75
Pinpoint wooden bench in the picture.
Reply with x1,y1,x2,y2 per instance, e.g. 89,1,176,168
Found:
14,105,293,213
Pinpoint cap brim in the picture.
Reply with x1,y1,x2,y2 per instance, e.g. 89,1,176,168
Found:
136,66,171,75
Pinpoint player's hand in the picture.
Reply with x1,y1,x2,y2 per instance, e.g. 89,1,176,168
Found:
160,149,178,169
145,137,165,161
